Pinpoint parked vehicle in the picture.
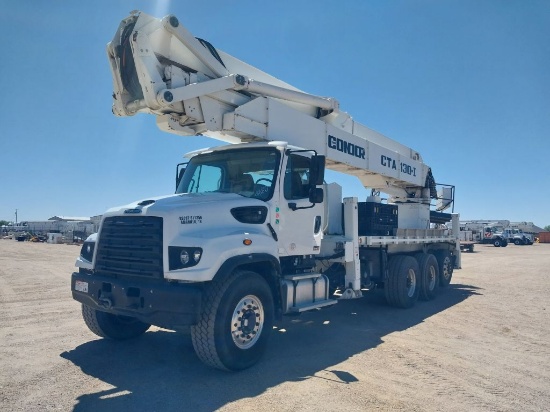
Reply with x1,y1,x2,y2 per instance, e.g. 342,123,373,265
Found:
71,11,461,371
503,228,533,245
460,221,508,247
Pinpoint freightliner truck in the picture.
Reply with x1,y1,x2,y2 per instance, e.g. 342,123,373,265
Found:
71,11,461,371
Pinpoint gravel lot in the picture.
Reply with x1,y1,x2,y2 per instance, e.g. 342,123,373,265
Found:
1,239,549,411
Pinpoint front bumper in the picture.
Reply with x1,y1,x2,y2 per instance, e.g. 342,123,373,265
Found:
71,271,203,328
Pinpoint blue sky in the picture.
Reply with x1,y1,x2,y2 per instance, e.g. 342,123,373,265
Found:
1,1,549,227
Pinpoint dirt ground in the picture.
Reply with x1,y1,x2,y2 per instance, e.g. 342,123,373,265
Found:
1,239,549,411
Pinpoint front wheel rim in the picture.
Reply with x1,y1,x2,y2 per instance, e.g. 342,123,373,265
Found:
231,294,264,349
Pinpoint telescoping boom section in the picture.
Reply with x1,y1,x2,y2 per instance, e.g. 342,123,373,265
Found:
108,11,442,203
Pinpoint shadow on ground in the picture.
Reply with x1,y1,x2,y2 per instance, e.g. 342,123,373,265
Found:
61,283,481,411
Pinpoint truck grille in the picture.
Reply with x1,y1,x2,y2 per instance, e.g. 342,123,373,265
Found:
96,216,163,278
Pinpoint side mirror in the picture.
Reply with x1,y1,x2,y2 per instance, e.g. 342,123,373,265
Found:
310,155,325,186
309,187,324,204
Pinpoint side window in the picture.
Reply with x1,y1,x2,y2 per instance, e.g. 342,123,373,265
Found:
186,165,222,193
284,154,311,200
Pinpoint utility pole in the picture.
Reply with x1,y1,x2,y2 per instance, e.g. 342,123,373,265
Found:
15,209,18,224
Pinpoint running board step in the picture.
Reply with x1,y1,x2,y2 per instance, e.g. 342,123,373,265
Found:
281,272,337,314
288,299,337,313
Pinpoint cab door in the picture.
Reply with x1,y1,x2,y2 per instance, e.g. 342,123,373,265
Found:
276,152,324,256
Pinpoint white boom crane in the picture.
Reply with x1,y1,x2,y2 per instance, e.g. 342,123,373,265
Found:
70,10,460,372
107,11,441,204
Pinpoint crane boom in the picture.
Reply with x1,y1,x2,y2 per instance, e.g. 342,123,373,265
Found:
108,11,438,202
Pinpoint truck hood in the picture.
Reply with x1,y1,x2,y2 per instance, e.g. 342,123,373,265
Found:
104,192,267,218
101,192,272,244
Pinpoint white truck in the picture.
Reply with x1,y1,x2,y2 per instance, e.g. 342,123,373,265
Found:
502,228,533,245
460,220,509,247
71,11,460,371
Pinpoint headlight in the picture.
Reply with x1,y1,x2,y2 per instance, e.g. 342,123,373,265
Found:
169,247,203,270
80,241,95,262
180,250,190,265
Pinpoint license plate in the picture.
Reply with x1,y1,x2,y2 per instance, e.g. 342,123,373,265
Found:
75,280,88,293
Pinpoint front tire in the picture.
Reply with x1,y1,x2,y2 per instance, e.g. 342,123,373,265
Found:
191,270,274,371
81,304,150,340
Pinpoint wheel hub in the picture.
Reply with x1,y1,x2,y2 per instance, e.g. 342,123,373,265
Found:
428,266,436,290
406,269,417,297
442,257,451,281
231,295,264,349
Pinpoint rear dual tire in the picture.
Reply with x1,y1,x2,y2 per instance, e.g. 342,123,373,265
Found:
385,255,420,308
434,250,453,287
415,253,440,300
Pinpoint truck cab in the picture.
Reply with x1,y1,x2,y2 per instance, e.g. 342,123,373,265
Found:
72,141,336,370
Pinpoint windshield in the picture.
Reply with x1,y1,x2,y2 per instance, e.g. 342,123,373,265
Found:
176,147,280,201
